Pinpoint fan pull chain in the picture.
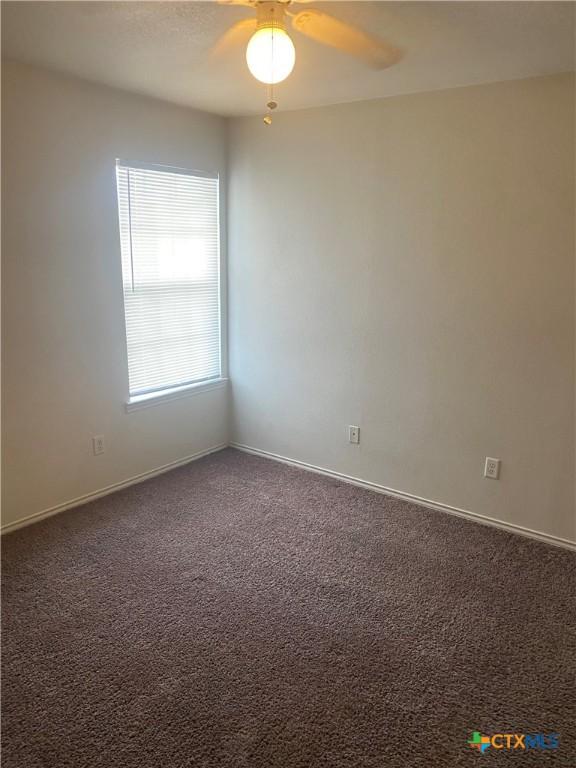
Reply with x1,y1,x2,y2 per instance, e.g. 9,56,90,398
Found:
264,82,277,126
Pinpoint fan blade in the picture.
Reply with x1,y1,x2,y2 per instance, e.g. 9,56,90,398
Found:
211,18,257,57
217,1,256,7
291,10,402,69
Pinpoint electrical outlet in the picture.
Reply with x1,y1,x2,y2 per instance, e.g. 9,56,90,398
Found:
484,457,500,479
348,425,360,444
92,435,105,456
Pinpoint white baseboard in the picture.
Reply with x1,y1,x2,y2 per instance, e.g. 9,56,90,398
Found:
1,443,228,535
230,442,576,552
4,440,575,552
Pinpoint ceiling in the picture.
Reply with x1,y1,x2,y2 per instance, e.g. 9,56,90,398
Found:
2,1,574,117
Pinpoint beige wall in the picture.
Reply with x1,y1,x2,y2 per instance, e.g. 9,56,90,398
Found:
3,64,574,544
228,74,575,543
1,61,229,528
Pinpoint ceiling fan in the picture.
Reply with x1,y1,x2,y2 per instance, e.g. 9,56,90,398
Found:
213,0,403,123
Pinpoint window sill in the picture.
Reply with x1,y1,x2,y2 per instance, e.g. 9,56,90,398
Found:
125,378,228,413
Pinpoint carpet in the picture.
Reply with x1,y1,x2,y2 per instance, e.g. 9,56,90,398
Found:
2,448,575,766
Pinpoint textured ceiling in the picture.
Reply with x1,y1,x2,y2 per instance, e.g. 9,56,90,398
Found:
2,1,574,117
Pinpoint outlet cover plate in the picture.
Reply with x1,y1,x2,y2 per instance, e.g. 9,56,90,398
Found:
484,457,500,479
348,425,360,444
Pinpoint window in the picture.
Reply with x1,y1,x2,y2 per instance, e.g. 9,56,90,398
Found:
116,160,222,404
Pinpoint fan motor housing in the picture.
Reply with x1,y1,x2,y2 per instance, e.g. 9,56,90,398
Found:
256,1,288,31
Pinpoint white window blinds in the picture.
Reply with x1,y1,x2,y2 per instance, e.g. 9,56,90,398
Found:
116,161,221,398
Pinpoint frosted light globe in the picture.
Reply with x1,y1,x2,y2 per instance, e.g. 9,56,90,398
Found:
246,26,296,85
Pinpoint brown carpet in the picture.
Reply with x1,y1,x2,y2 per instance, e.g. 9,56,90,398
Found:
2,448,575,767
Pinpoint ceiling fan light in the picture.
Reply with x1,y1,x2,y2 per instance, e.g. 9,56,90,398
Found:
246,26,295,85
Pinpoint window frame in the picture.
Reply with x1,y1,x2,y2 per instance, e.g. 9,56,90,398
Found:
116,158,227,411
